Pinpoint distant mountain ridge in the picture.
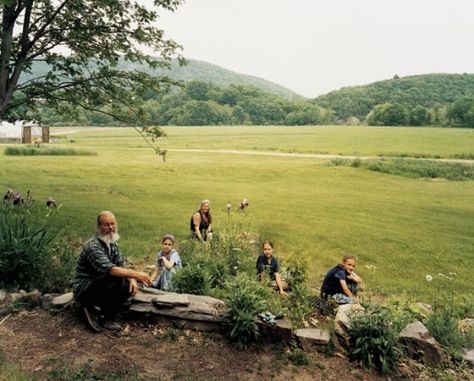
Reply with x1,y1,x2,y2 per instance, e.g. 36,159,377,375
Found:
21,58,303,100
144,58,304,100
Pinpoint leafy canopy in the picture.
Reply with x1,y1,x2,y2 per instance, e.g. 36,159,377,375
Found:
0,0,184,126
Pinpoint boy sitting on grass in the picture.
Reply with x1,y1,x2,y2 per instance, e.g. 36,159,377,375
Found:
320,254,363,304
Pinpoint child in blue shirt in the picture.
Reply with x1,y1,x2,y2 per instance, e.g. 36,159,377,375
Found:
151,234,182,291
320,255,362,304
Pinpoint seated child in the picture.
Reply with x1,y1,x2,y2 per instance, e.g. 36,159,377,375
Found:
256,240,286,295
151,234,182,291
320,254,362,304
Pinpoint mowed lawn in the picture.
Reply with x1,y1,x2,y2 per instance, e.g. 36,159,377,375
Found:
1,126,473,306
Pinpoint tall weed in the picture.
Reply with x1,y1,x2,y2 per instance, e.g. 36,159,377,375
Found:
426,307,474,361
0,192,71,292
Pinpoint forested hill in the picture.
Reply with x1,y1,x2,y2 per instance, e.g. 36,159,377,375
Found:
312,73,474,121
139,59,303,100
22,58,302,101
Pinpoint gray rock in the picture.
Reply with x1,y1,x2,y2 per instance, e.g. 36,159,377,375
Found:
462,348,474,366
295,328,330,351
26,289,42,304
334,303,364,336
52,292,74,307
398,321,445,366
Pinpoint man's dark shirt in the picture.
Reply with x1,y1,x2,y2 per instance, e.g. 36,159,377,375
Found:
72,235,124,301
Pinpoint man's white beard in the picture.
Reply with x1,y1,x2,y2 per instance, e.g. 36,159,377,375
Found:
97,231,120,247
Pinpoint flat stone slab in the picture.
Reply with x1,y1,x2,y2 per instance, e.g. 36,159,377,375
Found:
130,289,226,324
295,328,330,351
132,291,190,307
52,292,74,306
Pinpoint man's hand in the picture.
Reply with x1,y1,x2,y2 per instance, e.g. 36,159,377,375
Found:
129,278,139,294
134,271,152,287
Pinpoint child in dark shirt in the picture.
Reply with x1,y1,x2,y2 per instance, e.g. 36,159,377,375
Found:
256,241,286,295
320,255,362,304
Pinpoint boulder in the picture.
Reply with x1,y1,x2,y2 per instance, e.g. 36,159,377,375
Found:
295,328,330,352
398,321,445,366
334,303,364,337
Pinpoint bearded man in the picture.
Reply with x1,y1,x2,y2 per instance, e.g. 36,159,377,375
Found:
73,211,152,332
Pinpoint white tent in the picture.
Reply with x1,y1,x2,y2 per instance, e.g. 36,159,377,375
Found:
0,121,23,138
0,120,44,142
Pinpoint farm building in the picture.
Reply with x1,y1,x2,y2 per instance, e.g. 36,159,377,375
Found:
0,120,49,143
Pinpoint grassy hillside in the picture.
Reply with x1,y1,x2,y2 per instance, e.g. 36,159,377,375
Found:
313,73,474,120
2,126,472,308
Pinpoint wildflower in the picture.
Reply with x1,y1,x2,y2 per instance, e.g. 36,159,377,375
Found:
425,275,433,282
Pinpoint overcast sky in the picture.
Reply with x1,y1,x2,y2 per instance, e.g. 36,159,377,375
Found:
154,0,474,98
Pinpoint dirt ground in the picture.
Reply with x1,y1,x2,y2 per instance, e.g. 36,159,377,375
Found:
0,308,471,381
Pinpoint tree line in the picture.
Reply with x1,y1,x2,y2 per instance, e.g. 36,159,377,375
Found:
38,78,474,127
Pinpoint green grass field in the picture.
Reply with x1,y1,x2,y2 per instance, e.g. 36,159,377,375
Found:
53,125,474,158
1,126,473,307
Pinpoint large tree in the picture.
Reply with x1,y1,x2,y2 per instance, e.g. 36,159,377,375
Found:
0,0,184,129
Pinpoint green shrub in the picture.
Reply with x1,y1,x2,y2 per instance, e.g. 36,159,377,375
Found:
285,258,308,289
172,263,209,295
381,159,474,180
4,146,96,156
348,303,402,375
336,158,474,181
351,158,361,168
285,284,313,328
0,192,73,292
222,273,270,348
